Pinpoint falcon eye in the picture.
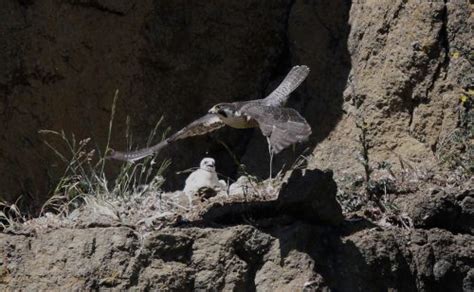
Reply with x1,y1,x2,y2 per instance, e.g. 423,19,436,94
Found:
218,109,228,118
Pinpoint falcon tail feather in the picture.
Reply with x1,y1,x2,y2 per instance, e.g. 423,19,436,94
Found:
263,65,310,107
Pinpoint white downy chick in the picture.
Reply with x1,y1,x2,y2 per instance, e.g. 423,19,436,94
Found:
183,157,223,205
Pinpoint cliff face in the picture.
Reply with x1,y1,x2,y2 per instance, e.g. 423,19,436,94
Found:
1,0,353,205
313,0,472,177
0,0,472,290
1,0,470,205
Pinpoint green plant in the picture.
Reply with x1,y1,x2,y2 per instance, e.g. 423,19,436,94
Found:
355,117,372,190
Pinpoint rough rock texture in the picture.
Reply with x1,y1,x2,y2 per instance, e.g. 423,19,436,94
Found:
1,0,155,208
1,1,470,204
1,224,472,291
0,0,297,205
403,188,473,235
0,0,354,205
1,167,472,291
312,0,472,176
0,0,472,290
316,1,473,177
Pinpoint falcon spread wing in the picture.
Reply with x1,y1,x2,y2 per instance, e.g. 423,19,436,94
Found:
108,65,311,162
241,104,312,154
107,114,224,162
262,65,310,107
168,113,225,142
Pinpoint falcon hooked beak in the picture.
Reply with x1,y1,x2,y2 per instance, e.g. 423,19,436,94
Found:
208,105,219,114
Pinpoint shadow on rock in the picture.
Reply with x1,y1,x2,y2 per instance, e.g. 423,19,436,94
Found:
267,222,418,291
201,169,343,226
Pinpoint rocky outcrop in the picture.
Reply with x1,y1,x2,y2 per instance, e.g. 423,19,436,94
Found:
313,0,472,178
404,188,473,235
1,223,472,291
1,168,472,290
0,0,472,290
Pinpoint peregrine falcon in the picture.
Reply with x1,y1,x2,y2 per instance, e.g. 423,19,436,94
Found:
108,65,312,174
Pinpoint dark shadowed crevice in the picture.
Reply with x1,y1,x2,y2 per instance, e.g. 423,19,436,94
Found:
233,245,260,292
427,0,450,97
240,0,353,178
426,1,451,153
267,0,296,79
126,248,152,288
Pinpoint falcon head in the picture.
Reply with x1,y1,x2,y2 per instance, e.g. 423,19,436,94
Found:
209,103,237,118
200,157,216,172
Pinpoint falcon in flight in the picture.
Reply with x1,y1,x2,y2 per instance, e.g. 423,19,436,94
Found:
108,65,312,175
